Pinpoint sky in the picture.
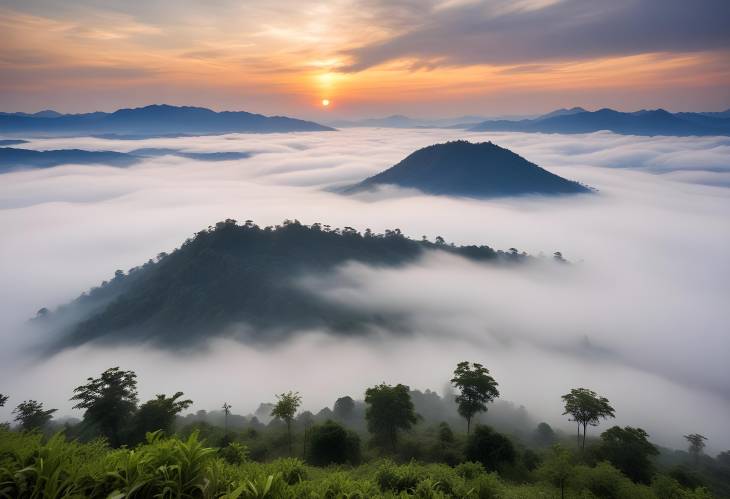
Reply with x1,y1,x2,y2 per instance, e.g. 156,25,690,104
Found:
1,0,730,118
1,128,729,453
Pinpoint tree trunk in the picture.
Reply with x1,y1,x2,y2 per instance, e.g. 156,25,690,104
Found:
560,479,565,499
467,417,471,435
582,423,587,450
576,423,581,448
287,421,292,455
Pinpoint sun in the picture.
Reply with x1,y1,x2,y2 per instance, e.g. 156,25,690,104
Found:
321,98,330,107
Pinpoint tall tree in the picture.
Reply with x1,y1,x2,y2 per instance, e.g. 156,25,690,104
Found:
333,396,355,422
132,392,192,441
364,383,417,451
271,391,302,455
561,387,615,449
0,394,7,407
13,400,57,431
70,367,138,447
599,426,658,483
222,402,232,434
684,434,708,464
450,361,500,433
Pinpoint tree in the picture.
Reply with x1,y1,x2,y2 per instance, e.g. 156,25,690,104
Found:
70,367,138,447
599,426,658,483
132,392,192,441
464,425,516,472
308,420,361,466
222,402,232,434
450,361,499,433
684,434,707,463
333,396,355,422
537,445,574,499
561,388,615,449
0,393,7,407
13,400,57,431
271,391,302,455
534,422,556,447
364,383,417,451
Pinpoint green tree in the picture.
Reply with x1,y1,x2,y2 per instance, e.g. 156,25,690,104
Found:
464,425,516,472
222,402,232,434
271,391,302,455
684,434,707,463
70,367,138,447
450,361,499,433
537,445,574,499
561,387,615,449
13,400,57,431
132,392,192,441
599,426,658,483
308,420,361,466
534,422,556,447
364,383,417,451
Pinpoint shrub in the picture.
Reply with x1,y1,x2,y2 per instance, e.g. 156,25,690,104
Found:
464,425,516,472
308,420,361,466
455,461,486,480
220,441,249,465
466,472,504,499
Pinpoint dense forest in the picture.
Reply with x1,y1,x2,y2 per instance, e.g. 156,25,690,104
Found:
36,219,552,352
1,362,728,498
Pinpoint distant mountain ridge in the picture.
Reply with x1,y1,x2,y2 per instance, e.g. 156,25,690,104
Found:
36,219,544,351
468,108,730,136
345,140,590,197
0,104,334,137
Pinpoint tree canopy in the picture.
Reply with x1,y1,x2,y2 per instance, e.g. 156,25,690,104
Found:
13,400,57,431
271,391,302,455
599,426,658,483
450,361,500,433
561,387,615,449
364,383,418,450
70,367,138,447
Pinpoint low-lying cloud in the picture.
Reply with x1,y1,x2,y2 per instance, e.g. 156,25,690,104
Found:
0,128,728,453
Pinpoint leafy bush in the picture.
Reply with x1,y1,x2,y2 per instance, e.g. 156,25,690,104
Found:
455,461,486,480
308,420,361,466
220,441,250,465
464,425,516,472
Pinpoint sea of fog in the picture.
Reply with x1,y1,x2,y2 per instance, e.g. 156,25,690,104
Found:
1,128,729,453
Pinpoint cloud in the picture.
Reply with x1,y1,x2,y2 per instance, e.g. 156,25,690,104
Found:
341,0,730,71
0,127,728,453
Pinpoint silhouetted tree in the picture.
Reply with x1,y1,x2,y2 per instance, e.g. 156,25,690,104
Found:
685,434,708,464
364,383,417,451
717,450,730,467
534,422,556,447
333,396,355,422
599,426,658,483
222,402,232,434
132,392,192,441
537,445,574,499
271,391,301,455
561,387,615,449
13,400,56,431
464,425,516,472
450,361,499,433
0,394,7,408
70,367,138,447
308,420,361,466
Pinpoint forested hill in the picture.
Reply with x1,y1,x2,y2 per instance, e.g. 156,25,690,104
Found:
37,220,544,351
344,141,591,198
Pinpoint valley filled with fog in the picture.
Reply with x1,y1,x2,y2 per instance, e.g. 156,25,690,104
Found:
1,127,729,453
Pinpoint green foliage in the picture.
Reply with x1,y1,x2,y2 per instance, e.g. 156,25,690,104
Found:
684,434,707,458
455,461,485,480
70,367,138,447
562,388,615,449
12,401,57,431
599,426,658,484
220,442,250,465
464,425,516,472
271,391,302,455
365,383,418,451
537,445,574,498
450,362,499,434
131,391,193,443
308,420,361,466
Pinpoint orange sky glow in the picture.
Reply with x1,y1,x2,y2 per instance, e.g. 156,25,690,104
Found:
1,1,729,118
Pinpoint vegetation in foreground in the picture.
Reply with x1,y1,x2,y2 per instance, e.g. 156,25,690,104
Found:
1,361,728,498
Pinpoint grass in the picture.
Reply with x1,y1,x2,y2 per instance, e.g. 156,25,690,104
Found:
0,428,715,498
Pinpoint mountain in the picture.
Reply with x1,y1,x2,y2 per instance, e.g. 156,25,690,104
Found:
469,108,730,136
0,147,140,171
344,140,590,197
535,107,587,120
0,104,334,137
36,219,539,351
329,114,529,129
